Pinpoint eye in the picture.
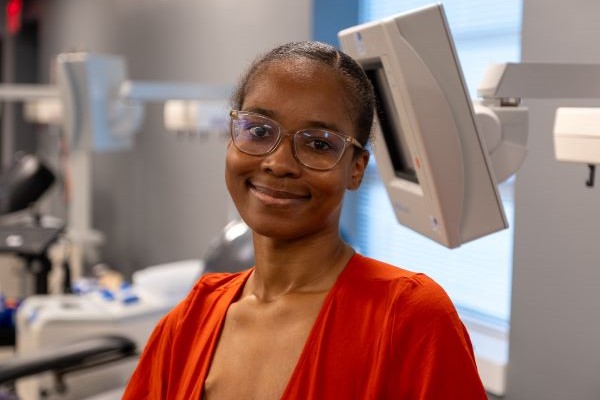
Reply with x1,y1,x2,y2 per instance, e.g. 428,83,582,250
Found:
247,125,272,138
306,138,335,151
298,131,342,153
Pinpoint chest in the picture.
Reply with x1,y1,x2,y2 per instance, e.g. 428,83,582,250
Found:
203,293,326,400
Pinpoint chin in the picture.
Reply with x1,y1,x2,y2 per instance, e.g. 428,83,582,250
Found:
242,212,340,242
245,218,302,241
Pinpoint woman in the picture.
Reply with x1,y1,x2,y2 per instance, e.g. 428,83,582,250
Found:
123,41,487,399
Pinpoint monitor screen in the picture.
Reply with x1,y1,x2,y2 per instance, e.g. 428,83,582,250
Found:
339,3,507,248
364,62,418,184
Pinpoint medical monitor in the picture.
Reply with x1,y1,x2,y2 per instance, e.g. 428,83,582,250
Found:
338,3,507,248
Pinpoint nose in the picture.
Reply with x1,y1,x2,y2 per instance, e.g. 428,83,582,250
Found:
261,135,302,177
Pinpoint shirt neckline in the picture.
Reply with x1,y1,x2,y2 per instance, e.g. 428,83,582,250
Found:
199,253,361,399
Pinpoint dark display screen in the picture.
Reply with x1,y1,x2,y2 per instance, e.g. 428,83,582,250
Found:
364,62,419,184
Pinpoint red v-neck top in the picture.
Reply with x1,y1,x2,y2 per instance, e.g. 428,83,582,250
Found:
122,254,487,399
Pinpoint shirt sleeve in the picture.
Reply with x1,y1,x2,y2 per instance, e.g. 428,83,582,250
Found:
389,273,488,400
121,296,188,400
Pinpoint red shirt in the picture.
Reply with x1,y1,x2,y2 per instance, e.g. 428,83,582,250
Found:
123,254,487,399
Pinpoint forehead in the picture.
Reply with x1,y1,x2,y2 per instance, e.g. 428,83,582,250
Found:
242,59,354,132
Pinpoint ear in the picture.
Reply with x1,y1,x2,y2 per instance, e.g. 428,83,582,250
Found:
347,151,370,191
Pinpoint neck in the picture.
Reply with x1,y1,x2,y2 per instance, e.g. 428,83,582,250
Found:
246,230,354,302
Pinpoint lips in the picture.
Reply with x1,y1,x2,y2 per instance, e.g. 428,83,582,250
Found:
248,181,310,205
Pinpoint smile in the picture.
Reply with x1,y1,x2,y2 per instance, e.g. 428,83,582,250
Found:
248,182,310,206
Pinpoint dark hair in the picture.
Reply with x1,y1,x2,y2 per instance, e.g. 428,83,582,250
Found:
231,41,375,147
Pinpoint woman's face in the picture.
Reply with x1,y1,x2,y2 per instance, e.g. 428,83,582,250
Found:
225,59,368,241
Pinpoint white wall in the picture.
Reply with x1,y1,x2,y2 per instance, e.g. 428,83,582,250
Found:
504,1,600,399
37,0,311,274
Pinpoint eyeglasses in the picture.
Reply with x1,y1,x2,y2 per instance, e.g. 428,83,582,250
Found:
229,110,364,171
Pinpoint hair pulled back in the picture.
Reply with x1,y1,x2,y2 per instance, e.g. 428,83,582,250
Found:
231,41,375,147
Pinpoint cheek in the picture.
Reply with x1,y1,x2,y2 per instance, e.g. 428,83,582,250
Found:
311,171,350,204
225,147,243,191
225,146,258,197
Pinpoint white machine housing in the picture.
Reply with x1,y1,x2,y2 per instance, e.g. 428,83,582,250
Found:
339,4,507,248
56,52,145,152
15,259,204,400
478,62,600,167
554,107,600,164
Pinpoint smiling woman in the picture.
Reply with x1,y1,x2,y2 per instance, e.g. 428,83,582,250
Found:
225,57,368,242
122,41,488,400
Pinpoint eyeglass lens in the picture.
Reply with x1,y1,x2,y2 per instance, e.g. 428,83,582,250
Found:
231,113,347,170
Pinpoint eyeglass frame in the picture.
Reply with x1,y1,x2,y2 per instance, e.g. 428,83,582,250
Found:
229,110,366,171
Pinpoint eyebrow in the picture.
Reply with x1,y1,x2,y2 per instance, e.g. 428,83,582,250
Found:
243,106,275,118
241,106,345,133
305,120,343,133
